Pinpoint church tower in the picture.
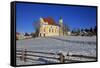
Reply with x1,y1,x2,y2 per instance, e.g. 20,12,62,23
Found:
59,17,63,25
59,17,64,36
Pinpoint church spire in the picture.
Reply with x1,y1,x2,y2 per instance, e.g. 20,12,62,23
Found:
60,16,62,20
59,16,63,26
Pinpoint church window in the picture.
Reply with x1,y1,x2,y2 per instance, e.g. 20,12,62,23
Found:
44,28,45,32
49,28,51,32
52,29,53,32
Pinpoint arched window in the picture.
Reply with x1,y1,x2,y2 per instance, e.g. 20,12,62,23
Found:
44,28,45,32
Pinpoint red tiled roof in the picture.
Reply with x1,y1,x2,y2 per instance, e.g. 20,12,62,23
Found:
43,17,59,26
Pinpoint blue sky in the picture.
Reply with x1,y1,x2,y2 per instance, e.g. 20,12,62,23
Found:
16,3,97,33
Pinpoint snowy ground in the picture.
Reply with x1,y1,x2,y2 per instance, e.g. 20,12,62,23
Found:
16,36,97,65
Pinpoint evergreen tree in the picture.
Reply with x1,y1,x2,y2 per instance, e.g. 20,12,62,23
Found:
90,27,93,32
71,30,74,33
85,28,89,32
77,28,80,33
94,26,97,35
24,32,29,36
81,28,84,32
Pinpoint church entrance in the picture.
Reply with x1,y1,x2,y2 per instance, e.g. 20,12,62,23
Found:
39,33,41,37
43,34,45,37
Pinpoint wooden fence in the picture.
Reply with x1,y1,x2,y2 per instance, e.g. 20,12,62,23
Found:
16,49,96,63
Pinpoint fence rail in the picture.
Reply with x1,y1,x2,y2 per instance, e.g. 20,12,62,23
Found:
67,54,96,59
16,49,96,63
16,50,57,55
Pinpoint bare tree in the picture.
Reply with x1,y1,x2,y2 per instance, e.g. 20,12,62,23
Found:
33,20,40,37
63,23,70,35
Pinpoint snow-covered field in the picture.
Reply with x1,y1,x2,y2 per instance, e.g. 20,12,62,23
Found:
16,36,97,65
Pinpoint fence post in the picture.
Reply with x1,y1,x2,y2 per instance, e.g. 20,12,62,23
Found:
66,51,69,60
20,49,27,62
24,49,27,62
58,53,65,63
21,49,24,61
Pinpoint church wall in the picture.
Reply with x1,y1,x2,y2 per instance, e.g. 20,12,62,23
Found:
39,24,59,37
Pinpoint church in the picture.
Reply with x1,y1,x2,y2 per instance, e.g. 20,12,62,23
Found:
38,17,66,37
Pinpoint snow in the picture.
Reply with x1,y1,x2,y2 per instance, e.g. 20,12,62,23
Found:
16,36,97,65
